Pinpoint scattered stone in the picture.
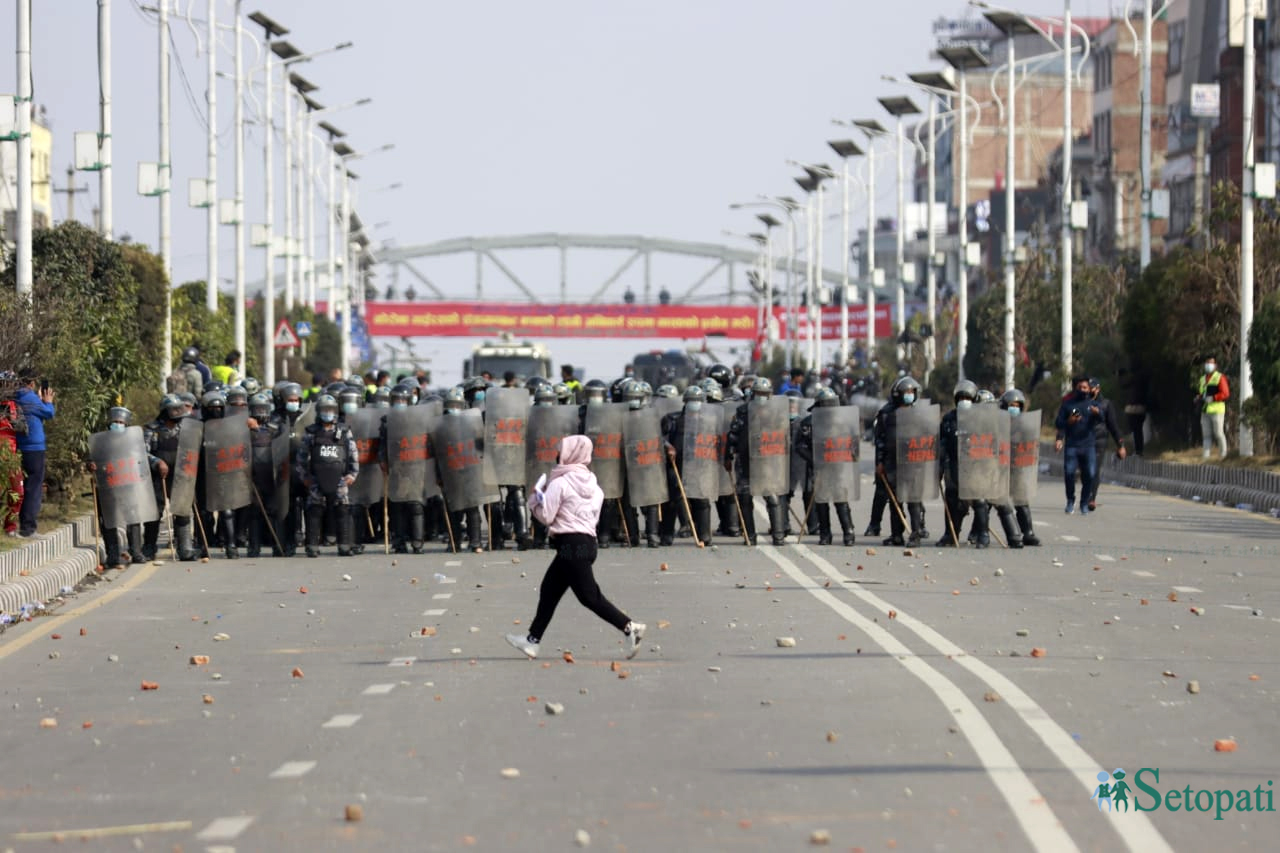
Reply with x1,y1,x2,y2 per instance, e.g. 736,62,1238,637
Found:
562,651,575,664
468,626,479,633
1140,599,1150,606
140,681,159,691
200,557,209,563
47,652,59,660
660,563,669,571
1030,648,1047,658
190,655,210,665
298,586,307,594
1249,674,1261,681
708,666,722,673
202,694,215,704
579,688,589,695
1187,680,1200,694
291,667,304,678
1252,609,1263,617
1214,738,1238,753
50,633,61,640
107,654,119,663
1162,670,1177,678
994,568,1004,577
213,632,230,641
809,829,831,845
341,573,352,582
574,828,591,847
617,670,630,679
39,717,57,729
776,637,797,648
345,804,364,822
969,577,980,586
545,702,565,716
1190,607,1205,616
657,620,670,629
1167,592,1178,602
866,548,877,556
888,610,897,620
211,673,222,680
500,767,521,779
511,557,520,564
983,692,1001,703
1015,629,1030,637
902,549,915,557
82,721,93,729
610,661,620,672
826,731,838,743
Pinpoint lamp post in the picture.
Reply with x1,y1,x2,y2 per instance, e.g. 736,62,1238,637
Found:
232,0,247,367
14,0,32,299
98,0,113,238
845,119,891,363
878,96,921,354
731,198,800,371
249,11,288,386
285,72,318,311
791,162,835,369
756,213,782,354
1241,0,1256,456
794,174,819,368
828,140,863,370
205,0,218,313
938,45,990,381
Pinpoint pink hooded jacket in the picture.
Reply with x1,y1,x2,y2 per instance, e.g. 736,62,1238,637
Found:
529,434,604,536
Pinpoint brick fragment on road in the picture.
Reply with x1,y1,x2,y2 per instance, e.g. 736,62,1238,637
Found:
190,655,210,665
140,681,159,690
809,828,831,845
500,767,520,779
1187,680,1200,694
776,637,796,648
39,717,57,729
1214,738,1238,752
545,702,565,715
291,667,304,678
345,804,363,822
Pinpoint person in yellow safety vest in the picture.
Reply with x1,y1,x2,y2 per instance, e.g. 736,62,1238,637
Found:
1196,354,1230,459
560,364,582,396
210,350,242,386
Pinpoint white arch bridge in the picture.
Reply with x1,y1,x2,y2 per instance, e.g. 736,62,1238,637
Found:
375,233,850,305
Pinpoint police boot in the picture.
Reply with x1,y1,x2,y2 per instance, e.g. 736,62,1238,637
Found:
917,505,929,541
389,503,408,554
103,527,123,569
246,513,263,559
768,499,788,546
936,492,965,547
127,525,146,564
644,507,661,548
197,510,214,558
906,503,926,545
1015,506,1041,546
815,503,833,545
996,504,1022,548
175,519,198,562
738,494,758,545
142,520,160,561
305,505,324,557
337,506,356,557
779,494,794,536
836,503,856,546
222,514,239,560
466,508,484,553
717,496,740,537
865,486,888,537
695,502,713,546
409,502,426,554
971,501,992,548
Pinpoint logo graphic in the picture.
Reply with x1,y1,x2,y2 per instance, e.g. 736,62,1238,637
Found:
1092,768,1132,813
1094,767,1275,820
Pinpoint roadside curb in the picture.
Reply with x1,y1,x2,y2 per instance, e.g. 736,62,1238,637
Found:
1039,442,1280,516
0,516,100,619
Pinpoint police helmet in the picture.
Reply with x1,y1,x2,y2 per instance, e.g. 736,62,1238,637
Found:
108,406,132,426
552,382,573,404
240,377,261,396
953,379,979,404
683,385,706,404
890,376,922,404
201,390,227,417
444,386,468,412
249,392,273,419
389,383,414,407
224,385,249,407
1000,388,1027,411
534,385,558,406
814,387,839,407
699,377,724,403
706,363,733,390
181,346,200,364
371,386,392,408
977,389,997,404
750,376,773,399
177,391,198,410
315,393,338,413
160,394,185,420
655,384,679,399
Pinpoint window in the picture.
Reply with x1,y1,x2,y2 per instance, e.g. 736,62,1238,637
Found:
1168,20,1185,74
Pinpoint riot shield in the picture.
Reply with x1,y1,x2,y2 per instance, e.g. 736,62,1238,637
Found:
288,403,316,458
894,403,940,502
525,406,580,489
957,405,1003,501
270,429,292,519
653,397,682,422
718,402,743,496
202,417,252,511
811,407,861,504
680,407,723,501
1009,409,1042,505
995,409,1011,501
483,388,529,486
168,420,203,517
89,427,159,528
432,410,488,511
386,406,436,503
347,409,385,506
849,393,886,433
623,407,668,508
748,396,790,497
584,403,627,500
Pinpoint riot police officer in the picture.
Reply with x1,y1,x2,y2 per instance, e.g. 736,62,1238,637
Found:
142,395,196,561
295,394,359,557
661,385,712,546
936,380,991,547
874,376,927,546
1001,388,1041,546
724,377,787,546
197,390,228,557
796,388,857,546
270,381,306,556
247,392,284,557
92,406,147,568
438,387,486,552
380,384,427,554
620,379,661,548
701,378,740,540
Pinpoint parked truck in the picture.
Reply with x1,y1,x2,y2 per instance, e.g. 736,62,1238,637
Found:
463,334,553,382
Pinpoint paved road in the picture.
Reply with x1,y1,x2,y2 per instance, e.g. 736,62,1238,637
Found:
1,473,1277,852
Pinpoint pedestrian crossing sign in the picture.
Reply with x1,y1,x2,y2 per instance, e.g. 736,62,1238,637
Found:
274,320,300,349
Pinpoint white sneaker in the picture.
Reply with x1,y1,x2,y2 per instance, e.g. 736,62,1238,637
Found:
624,621,646,660
505,633,539,659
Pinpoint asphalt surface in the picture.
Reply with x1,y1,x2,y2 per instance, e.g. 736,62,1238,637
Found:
1,467,1277,852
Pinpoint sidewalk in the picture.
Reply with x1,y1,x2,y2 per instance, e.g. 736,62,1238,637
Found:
1038,441,1280,516
0,516,101,623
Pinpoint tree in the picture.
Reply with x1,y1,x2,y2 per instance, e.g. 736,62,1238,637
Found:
1244,291,1280,453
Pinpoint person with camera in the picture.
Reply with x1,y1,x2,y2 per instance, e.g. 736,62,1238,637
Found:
15,370,55,538
1197,355,1230,459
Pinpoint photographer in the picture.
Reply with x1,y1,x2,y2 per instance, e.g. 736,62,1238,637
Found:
15,370,55,538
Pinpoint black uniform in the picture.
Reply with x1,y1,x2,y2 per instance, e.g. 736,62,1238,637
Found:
270,408,305,556
660,409,712,546
1086,394,1124,508
248,417,283,557
724,404,786,545
864,402,893,536
795,411,856,546
142,417,198,561
936,408,991,546
873,402,927,545
295,421,359,557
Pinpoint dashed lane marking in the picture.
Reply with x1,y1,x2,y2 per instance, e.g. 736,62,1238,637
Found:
1132,570,1156,578
362,683,396,696
1172,585,1203,593
1059,534,1081,542
445,560,462,567
432,593,453,600
321,714,362,728
389,656,417,666
424,608,447,616
268,761,317,780
1095,554,1116,562
195,817,254,842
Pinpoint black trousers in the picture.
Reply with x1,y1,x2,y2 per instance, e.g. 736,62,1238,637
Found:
528,533,629,642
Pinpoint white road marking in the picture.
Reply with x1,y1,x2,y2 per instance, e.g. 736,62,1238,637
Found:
439,577,457,584
268,761,317,780
1059,534,1081,542
423,608,447,616
389,656,417,667
195,816,254,842
362,683,396,695
322,714,362,728
1222,604,1254,611
1172,585,1203,593
445,560,462,567
786,538,1174,853
1095,554,1116,562
760,545,1080,853
432,593,452,600
1131,570,1156,578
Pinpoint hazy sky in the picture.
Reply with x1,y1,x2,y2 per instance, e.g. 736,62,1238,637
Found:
2,0,1088,380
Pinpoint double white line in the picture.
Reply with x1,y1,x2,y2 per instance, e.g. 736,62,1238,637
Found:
751,503,1172,853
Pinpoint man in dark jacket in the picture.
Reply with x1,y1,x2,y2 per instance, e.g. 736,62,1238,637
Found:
1054,376,1104,515
15,371,55,537
1085,377,1127,511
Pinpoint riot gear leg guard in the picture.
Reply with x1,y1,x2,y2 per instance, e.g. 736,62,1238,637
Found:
142,520,160,561
867,481,888,537
971,501,992,548
995,502,1022,548
336,499,355,557
716,495,741,537
815,503,833,545
835,503,855,546
737,491,757,545
906,502,925,545
766,495,787,546
221,512,239,560
1015,505,1040,546
127,524,145,565
408,501,426,553
174,517,198,562
658,498,677,546
643,506,660,548
102,526,123,568
305,505,324,558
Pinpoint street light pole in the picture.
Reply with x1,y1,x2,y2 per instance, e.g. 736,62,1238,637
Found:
1063,0,1075,383
1004,29,1016,390
1139,0,1153,270
1240,0,1256,456
98,0,113,238
205,0,218,313
233,1,246,365
159,0,172,382
829,140,865,368
15,0,33,299
283,77,295,311
925,93,937,380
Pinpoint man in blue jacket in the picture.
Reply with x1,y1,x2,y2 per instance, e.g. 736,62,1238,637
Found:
15,370,56,537
1054,375,1102,515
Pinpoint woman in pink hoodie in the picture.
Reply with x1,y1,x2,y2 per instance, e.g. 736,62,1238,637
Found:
505,435,645,660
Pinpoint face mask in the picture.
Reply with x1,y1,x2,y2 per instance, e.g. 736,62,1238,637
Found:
1204,363,1215,374
473,391,486,403
318,411,336,424
686,401,702,413
902,393,916,405
341,403,358,415
628,399,643,410
108,422,126,432
375,401,390,409
957,399,973,411
1009,407,1022,417
1076,389,1089,399
285,401,301,413
392,402,408,410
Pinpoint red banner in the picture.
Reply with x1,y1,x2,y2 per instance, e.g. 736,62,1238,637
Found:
773,304,894,340
365,301,759,339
